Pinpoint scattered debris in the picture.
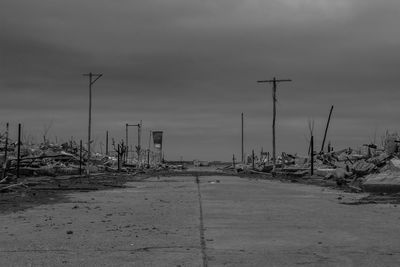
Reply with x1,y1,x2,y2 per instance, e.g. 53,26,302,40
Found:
219,132,400,197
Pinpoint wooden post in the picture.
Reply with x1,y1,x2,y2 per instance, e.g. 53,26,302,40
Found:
310,135,314,176
320,105,334,153
232,154,236,168
252,149,255,169
2,123,9,179
79,140,83,176
17,124,21,179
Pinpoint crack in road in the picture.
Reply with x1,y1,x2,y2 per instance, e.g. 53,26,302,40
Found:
0,245,199,253
195,175,208,267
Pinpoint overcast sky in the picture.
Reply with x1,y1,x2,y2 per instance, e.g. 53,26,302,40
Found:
1,0,400,161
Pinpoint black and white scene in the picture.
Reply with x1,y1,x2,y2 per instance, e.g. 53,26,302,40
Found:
2,0,400,266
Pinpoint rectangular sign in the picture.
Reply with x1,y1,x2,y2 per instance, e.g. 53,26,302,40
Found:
152,131,163,149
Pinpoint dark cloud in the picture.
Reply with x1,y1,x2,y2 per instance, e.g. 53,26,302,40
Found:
1,0,400,160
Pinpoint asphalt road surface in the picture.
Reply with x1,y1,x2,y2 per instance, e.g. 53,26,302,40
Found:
1,175,400,266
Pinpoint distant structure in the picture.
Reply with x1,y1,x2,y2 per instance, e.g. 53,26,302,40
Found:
152,131,163,163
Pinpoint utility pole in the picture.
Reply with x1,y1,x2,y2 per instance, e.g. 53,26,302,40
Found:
17,123,21,179
125,124,129,163
310,135,314,175
320,105,334,153
79,140,83,176
138,120,142,165
257,77,292,173
241,113,244,163
83,72,103,177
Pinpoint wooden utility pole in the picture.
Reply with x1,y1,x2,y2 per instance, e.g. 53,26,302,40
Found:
17,123,21,179
257,77,292,172
138,120,142,165
241,113,244,163
125,124,129,163
320,105,334,153
83,72,103,177
79,140,83,176
310,135,314,175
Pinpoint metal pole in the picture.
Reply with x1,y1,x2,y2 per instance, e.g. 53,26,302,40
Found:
125,124,128,164
241,113,244,163
320,105,334,153
79,140,83,175
17,123,21,179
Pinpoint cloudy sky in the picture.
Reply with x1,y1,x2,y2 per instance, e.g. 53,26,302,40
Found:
1,0,400,161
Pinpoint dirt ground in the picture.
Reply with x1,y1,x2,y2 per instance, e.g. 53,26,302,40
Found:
0,173,137,215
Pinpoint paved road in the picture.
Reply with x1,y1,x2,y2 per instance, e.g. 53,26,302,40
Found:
1,175,400,266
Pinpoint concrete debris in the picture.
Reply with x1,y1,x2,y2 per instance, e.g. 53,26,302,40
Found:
221,133,400,193
0,136,186,192
363,171,400,193
0,140,119,179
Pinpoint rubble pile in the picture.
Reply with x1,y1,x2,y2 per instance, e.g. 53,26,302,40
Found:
0,138,118,179
0,134,186,184
226,133,400,193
